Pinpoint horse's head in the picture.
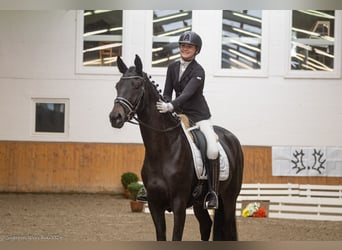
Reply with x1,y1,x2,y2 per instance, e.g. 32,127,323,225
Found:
109,55,146,128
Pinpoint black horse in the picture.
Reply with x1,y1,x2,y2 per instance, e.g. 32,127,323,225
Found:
109,55,244,241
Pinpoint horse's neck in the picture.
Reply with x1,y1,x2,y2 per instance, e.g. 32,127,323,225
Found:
137,87,181,152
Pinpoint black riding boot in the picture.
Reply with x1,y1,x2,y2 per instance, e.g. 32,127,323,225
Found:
204,157,220,209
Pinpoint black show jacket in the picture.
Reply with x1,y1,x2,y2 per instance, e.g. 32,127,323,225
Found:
163,59,211,123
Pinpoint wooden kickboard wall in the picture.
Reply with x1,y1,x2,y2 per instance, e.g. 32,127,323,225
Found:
0,142,341,193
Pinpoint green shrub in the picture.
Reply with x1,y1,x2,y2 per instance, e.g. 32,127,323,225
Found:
121,172,139,189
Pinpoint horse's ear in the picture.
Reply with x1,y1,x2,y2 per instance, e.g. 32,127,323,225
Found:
117,56,128,74
134,54,143,76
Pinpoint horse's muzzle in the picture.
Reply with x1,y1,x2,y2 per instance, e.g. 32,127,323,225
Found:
109,106,126,128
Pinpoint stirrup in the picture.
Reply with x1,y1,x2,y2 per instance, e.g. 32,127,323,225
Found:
203,191,219,209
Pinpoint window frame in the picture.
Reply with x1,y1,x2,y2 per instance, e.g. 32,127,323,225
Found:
150,10,193,68
284,10,342,79
75,10,125,75
144,10,178,76
214,10,270,78
31,98,70,138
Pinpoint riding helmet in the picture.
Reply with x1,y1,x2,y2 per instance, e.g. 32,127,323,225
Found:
178,31,202,54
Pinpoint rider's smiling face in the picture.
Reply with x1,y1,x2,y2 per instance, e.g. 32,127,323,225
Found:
179,43,197,61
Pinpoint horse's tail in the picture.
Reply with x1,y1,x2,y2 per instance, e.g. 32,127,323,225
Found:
212,195,239,240
212,125,244,240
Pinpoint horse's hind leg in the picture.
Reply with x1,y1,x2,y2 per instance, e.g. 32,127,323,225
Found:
214,196,238,241
193,202,212,241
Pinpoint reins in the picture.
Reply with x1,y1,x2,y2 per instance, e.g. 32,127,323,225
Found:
115,75,181,133
129,115,181,133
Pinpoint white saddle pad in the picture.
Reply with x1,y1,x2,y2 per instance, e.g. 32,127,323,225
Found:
181,122,229,181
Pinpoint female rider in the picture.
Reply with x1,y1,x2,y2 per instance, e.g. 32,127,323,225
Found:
156,31,220,209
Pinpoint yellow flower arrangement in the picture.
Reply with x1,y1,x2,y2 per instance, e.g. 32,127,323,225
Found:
242,202,267,218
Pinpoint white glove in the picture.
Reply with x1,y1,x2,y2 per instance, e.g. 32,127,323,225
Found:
156,100,174,113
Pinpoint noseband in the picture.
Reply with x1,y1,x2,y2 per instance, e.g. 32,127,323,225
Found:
114,75,145,121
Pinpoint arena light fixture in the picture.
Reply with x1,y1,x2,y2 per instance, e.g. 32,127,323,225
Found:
83,43,122,53
297,10,335,19
229,39,261,52
232,27,261,39
228,49,258,64
153,12,189,23
83,29,108,37
232,12,261,23
157,27,191,37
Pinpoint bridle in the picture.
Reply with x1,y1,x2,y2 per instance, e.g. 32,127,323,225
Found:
114,75,145,121
114,75,181,133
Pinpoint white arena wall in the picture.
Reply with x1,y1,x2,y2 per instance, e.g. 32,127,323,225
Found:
0,10,341,193
0,10,341,147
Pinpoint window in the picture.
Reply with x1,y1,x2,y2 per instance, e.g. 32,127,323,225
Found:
82,10,123,67
291,10,335,71
287,10,341,78
152,10,192,67
32,98,69,135
221,10,263,70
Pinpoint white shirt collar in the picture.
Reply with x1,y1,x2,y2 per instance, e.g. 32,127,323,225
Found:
180,58,192,66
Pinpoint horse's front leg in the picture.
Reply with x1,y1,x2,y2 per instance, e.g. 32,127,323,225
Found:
148,202,167,241
171,198,188,241
193,201,212,240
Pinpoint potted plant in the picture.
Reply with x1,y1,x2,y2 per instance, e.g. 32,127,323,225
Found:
121,172,139,198
127,182,145,212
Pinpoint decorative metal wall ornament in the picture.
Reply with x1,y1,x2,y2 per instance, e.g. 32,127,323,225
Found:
291,149,326,174
272,146,342,177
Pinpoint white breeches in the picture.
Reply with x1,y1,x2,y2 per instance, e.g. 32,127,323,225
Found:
196,119,219,160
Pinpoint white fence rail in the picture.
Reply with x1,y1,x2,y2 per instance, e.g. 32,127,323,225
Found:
237,183,342,221
143,183,342,221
